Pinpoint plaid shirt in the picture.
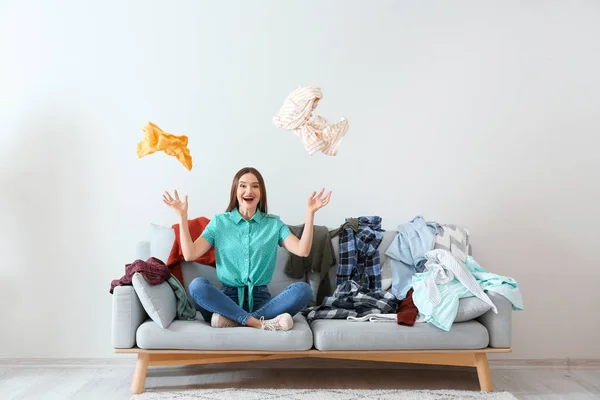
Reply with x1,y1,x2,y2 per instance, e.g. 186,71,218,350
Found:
336,216,384,291
302,280,398,323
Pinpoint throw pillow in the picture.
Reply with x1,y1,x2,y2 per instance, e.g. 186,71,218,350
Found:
150,223,175,263
455,296,492,322
132,272,177,328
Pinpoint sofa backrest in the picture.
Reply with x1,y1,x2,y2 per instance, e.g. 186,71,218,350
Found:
136,228,398,306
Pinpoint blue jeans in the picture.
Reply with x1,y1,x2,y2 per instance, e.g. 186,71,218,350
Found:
188,277,313,326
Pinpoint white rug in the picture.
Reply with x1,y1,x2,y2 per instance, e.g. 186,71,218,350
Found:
130,388,518,400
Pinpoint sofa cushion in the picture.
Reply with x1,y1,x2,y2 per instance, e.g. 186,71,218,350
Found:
311,319,489,351
268,246,306,297
455,297,493,322
136,240,151,261
132,272,177,329
180,261,221,311
149,223,175,264
181,261,220,289
136,313,313,351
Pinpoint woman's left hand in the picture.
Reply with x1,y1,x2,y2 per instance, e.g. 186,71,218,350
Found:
307,188,332,214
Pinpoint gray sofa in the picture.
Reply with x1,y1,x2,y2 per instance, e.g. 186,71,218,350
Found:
112,230,513,394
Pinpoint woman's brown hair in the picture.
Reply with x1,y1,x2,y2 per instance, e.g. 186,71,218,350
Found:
226,167,268,214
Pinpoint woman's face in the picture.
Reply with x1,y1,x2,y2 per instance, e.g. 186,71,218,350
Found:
237,173,261,213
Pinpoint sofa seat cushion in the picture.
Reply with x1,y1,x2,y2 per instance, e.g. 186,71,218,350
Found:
136,314,313,351
311,319,489,351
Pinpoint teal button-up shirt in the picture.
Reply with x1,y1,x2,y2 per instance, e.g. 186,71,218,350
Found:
200,208,292,312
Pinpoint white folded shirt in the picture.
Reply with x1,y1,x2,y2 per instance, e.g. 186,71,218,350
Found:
347,313,398,322
347,313,427,323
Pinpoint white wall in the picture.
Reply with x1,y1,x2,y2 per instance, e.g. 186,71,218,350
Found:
1,0,599,360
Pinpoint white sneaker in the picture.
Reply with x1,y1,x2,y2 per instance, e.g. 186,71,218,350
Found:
211,313,241,328
260,313,294,331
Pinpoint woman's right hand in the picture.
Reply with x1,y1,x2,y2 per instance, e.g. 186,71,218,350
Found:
163,190,188,217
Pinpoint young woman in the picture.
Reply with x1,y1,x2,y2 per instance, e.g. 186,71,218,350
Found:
163,167,332,331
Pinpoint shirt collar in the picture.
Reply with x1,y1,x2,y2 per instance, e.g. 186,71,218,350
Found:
230,208,264,224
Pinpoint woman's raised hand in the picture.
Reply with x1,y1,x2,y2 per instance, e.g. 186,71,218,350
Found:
307,188,332,215
163,190,188,217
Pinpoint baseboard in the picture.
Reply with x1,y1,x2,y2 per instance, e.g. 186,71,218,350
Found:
1,357,599,369
489,358,600,369
0,357,136,367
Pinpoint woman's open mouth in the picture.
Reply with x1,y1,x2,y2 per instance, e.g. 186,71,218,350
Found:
242,196,255,204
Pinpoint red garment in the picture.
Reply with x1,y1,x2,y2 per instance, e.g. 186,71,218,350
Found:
167,216,216,284
397,289,419,326
110,257,171,294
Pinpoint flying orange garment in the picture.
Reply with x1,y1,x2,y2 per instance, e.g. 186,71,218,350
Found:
137,122,193,171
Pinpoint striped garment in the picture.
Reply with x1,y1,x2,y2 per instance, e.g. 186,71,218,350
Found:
336,216,384,291
272,86,349,156
422,249,497,313
301,280,398,323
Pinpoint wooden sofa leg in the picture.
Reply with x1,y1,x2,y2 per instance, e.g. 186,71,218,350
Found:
474,353,493,392
131,353,150,394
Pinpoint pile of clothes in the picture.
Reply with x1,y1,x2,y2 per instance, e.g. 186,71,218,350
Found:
109,217,217,324
287,216,387,306
109,256,197,321
301,215,523,332
109,214,523,332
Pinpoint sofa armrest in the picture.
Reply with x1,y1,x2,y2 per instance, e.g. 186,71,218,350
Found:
112,285,147,348
477,291,512,348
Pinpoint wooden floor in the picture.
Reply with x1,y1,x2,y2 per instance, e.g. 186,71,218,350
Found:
1,358,599,400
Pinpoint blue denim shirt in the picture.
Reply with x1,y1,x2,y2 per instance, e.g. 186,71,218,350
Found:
385,216,439,300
